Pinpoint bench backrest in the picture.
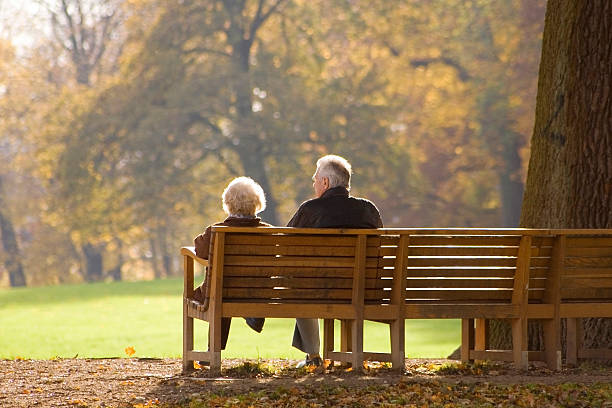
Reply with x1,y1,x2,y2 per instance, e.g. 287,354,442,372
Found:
398,231,529,304
561,235,612,302
211,227,396,305
208,227,612,308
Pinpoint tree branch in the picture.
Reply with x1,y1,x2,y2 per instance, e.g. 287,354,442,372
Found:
410,57,471,82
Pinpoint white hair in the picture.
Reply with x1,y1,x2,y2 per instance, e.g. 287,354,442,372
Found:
316,154,352,189
222,177,266,216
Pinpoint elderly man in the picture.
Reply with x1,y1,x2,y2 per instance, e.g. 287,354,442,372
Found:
287,154,383,368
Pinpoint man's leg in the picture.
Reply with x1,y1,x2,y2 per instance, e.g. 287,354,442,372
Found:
293,318,320,354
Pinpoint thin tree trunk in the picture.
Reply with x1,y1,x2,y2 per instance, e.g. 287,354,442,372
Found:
82,243,104,282
0,175,26,287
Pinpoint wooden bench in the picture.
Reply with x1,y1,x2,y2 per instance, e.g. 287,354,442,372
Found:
181,227,612,374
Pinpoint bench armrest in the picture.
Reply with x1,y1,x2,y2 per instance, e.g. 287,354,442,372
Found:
181,246,209,267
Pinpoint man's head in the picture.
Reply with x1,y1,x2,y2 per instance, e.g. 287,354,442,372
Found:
312,154,352,198
222,177,266,216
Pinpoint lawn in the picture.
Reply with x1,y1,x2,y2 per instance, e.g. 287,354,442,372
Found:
0,278,460,360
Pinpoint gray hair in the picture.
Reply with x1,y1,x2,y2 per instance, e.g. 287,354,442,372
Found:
316,154,352,189
222,177,266,216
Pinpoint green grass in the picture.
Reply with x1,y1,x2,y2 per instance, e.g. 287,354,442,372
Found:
0,278,460,360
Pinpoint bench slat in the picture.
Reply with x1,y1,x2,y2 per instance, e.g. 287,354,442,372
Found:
407,247,518,256
406,236,522,246
566,237,612,248
225,234,357,246
405,268,516,278
564,257,612,268
223,276,391,289
223,287,388,300
404,278,514,289
223,265,389,279
404,289,513,301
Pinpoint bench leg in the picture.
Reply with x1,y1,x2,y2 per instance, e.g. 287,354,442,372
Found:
566,318,580,366
183,303,195,372
341,319,352,353
389,318,405,371
208,315,223,376
351,319,364,372
512,318,528,370
543,317,561,370
461,319,474,362
323,319,334,362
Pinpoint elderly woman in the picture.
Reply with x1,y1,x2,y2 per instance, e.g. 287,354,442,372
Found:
193,176,270,350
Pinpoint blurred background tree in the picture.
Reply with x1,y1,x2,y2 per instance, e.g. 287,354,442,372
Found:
0,0,546,287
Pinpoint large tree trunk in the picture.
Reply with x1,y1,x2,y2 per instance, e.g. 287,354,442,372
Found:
228,10,280,226
0,176,26,287
489,0,612,356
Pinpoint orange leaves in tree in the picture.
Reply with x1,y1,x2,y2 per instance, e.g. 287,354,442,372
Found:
124,346,135,357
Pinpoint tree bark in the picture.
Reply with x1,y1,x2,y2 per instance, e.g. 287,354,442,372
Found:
226,2,281,225
515,0,612,356
0,175,26,287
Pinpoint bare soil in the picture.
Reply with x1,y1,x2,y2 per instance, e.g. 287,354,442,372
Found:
1,358,610,407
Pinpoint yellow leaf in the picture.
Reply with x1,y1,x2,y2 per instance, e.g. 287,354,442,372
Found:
193,361,202,369
124,346,135,357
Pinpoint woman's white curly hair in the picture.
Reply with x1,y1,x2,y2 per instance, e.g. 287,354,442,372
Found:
222,176,266,216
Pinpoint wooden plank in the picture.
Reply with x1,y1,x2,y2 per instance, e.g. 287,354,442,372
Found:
407,236,522,246
529,268,551,279
208,232,225,374
475,318,489,351
389,234,409,370
183,254,195,372
564,257,612,268
223,244,356,257
560,303,612,318
531,247,552,257
181,247,210,268
405,258,521,267
223,276,356,289
222,287,388,300
404,289,513,301
404,278,514,289
562,268,612,278
542,235,563,370
461,319,474,362
561,277,612,289
222,303,356,319
561,288,612,300
403,304,518,319
512,236,531,370
223,244,396,257
405,268,516,278
566,318,578,366
407,247,518,256
223,265,356,278
351,235,367,369
526,304,554,319
224,255,359,267
224,234,357,246
566,237,612,248
566,247,612,257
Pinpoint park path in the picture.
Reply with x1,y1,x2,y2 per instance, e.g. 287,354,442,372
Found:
1,358,610,407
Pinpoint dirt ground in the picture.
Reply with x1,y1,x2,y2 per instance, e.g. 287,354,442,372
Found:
1,358,611,407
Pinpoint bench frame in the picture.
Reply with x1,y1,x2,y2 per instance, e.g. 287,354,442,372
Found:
182,227,612,374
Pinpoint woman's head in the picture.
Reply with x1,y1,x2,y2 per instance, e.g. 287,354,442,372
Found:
222,177,266,216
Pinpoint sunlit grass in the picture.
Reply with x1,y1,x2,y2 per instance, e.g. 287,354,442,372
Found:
0,278,460,359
